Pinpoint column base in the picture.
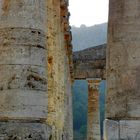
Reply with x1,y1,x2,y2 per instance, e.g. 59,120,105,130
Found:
0,121,52,140
104,119,140,140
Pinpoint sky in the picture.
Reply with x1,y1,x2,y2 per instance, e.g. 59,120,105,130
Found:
69,0,109,27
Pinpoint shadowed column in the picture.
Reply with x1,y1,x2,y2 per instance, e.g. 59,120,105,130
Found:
105,0,140,139
87,79,101,140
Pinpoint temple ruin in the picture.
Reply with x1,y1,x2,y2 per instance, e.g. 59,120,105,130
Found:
0,0,139,140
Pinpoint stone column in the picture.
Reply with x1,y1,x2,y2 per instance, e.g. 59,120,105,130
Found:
61,0,73,139
105,0,140,139
87,79,101,140
0,0,50,139
47,0,73,139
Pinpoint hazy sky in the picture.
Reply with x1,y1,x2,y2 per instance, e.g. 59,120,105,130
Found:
69,0,109,27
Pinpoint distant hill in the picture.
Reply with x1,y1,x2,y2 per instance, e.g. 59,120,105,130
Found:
71,23,107,51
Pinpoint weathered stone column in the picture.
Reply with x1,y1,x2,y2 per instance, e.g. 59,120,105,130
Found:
0,0,50,139
105,0,140,139
47,0,73,139
87,79,101,140
61,0,73,139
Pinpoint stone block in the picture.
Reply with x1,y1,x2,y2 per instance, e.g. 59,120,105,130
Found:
0,28,46,49
104,119,140,140
0,121,51,140
0,89,47,118
104,119,119,140
0,65,47,91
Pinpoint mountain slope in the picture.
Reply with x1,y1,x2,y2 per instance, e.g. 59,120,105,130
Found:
72,23,107,51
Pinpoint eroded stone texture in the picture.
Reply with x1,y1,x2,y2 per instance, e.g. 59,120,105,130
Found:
87,79,101,140
47,0,65,139
47,0,73,139
0,0,73,139
0,0,49,138
0,121,52,140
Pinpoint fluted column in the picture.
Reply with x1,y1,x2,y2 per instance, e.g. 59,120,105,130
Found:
87,79,101,140
0,0,50,139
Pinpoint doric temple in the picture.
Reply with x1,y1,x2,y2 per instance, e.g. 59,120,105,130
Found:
0,0,140,140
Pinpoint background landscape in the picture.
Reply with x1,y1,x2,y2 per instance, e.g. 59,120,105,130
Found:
72,23,107,139
72,23,107,51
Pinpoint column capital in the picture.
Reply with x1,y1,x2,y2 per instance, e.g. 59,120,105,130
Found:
87,78,101,90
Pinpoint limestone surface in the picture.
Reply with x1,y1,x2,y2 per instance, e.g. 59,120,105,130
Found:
106,0,140,120
47,0,73,139
0,0,49,138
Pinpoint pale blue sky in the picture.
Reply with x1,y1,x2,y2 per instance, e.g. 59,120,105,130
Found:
69,0,109,27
